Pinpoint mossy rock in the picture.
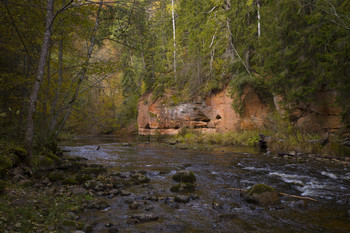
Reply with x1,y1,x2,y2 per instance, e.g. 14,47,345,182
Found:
56,160,86,171
170,182,195,193
172,170,197,183
76,174,92,183
49,172,65,182
47,152,61,163
0,180,6,194
13,147,27,158
0,155,13,172
66,156,88,162
57,220,85,232
81,165,106,176
37,156,55,171
131,173,151,184
62,177,79,185
246,184,276,196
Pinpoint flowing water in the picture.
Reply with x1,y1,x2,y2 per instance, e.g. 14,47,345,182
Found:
61,136,350,232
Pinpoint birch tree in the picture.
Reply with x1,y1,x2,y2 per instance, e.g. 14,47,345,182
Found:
171,0,177,80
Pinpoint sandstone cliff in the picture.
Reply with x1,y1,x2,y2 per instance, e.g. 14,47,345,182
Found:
137,87,343,136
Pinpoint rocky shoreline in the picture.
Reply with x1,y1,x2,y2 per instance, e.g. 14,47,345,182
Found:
1,142,349,232
0,150,205,233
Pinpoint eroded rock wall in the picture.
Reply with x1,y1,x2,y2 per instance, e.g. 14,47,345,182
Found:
137,87,270,135
138,87,344,135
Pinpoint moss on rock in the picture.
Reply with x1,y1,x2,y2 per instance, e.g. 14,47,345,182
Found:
49,172,65,182
62,177,79,185
80,165,106,176
47,152,61,163
13,147,27,158
0,155,13,172
172,170,197,183
247,184,276,196
37,156,55,171
76,174,92,183
245,184,280,206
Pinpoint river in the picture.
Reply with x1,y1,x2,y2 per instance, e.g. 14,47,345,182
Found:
60,136,350,232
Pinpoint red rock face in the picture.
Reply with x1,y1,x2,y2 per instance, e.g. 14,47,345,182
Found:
137,87,269,135
137,88,343,135
284,90,343,133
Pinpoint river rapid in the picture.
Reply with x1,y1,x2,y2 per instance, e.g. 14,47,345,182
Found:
60,136,350,233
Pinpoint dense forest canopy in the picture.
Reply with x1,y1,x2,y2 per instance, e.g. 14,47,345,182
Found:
0,0,349,162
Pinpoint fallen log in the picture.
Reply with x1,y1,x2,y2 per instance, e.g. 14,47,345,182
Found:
227,188,318,202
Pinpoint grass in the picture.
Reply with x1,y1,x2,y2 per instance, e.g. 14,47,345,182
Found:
172,119,347,156
175,128,260,147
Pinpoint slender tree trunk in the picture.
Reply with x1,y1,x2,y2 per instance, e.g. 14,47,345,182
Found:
42,38,52,127
24,0,55,164
257,0,261,37
48,33,64,134
171,0,176,80
141,42,146,69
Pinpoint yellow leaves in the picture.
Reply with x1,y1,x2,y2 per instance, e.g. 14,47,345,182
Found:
166,2,177,14
246,0,254,7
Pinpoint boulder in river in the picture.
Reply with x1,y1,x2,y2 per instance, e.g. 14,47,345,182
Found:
170,182,195,193
57,220,86,232
174,195,190,203
172,170,196,183
131,173,150,184
88,198,110,210
129,213,159,223
245,184,280,206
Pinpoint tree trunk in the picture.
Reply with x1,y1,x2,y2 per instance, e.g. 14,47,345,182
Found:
257,0,261,37
24,0,55,164
48,32,64,135
171,0,176,80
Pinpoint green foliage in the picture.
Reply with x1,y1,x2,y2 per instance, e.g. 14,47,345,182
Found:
176,128,260,147
1,0,349,143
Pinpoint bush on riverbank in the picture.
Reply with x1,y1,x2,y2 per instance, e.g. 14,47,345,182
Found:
173,125,347,156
